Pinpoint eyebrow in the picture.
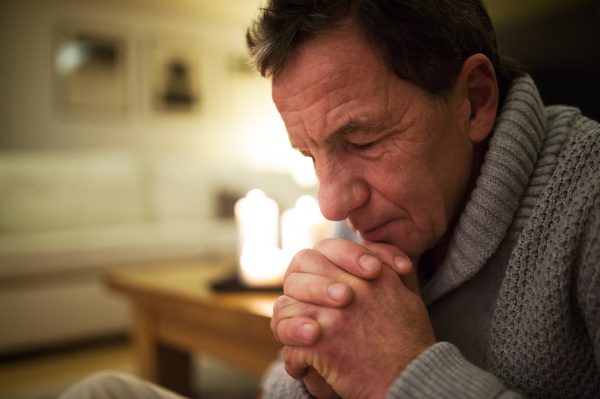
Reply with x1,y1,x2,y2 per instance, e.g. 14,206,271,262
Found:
325,119,362,144
290,119,363,151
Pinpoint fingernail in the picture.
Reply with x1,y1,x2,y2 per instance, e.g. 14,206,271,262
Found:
359,254,379,272
394,255,412,272
327,283,347,301
301,323,314,341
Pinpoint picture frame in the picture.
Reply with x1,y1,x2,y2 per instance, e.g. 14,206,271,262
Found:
148,35,203,116
53,21,129,118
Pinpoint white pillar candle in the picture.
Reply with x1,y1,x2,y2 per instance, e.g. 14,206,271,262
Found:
239,243,286,287
281,195,333,263
234,189,284,287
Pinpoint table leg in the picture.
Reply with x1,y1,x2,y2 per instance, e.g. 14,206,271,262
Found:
133,299,159,383
132,299,193,397
156,343,192,397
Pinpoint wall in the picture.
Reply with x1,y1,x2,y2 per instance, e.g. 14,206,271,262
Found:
494,0,600,121
0,0,313,178
0,0,319,228
0,0,318,353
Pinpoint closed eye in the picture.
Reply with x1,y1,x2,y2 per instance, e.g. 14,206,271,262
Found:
352,141,376,150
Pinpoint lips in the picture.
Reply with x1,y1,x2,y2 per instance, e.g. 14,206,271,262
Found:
353,219,395,242
348,206,409,243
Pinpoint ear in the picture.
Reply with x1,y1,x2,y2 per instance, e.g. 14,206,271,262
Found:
455,54,499,143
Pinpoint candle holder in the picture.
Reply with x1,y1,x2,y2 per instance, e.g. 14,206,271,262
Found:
210,274,283,292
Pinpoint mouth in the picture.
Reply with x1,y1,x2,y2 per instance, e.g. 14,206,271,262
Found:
355,219,395,242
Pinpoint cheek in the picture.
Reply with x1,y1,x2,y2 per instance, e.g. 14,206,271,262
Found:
430,131,474,199
369,150,454,230
369,147,435,198
363,158,430,220
420,141,474,233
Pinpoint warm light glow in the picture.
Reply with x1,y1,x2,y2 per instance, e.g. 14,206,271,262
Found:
245,299,277,318
245,188,266,201
239,243,286,287
220,70,318,188
234,189,282,287
237,118,318,188
234,189,279,254
290,153,318,188
281,196,334,262
295,195,321,223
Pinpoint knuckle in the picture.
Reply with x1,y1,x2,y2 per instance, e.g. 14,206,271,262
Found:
293,248,313,263
283,272,301,296
325,308,345,327
313,237,336,250
273,295,292,314
286,249,314,276
282,345,293,362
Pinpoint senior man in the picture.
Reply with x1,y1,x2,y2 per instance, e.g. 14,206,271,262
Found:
58,0,599,398
247,0,600,398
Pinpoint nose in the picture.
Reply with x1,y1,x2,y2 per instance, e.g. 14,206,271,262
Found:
316,156,369,221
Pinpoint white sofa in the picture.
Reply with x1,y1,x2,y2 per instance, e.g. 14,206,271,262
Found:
0,150,313,354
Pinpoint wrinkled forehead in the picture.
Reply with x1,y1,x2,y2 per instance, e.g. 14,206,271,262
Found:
272,62,347,109
272,24,386,109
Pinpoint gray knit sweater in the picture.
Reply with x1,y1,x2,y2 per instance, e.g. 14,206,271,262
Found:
262,76,600,398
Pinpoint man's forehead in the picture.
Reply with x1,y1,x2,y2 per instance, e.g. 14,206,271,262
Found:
271,22,401,153
272,23,381,101
272,66,347,109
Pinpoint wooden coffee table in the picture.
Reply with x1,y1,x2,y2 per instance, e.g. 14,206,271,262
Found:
106,260,283,396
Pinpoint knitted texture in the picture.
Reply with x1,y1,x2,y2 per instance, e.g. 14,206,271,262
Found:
392,80,600,398
386,342,516,399
261,76,600,398
488,107,600,397
421,77,548,304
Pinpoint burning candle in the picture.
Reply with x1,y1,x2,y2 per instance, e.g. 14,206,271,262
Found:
234,189,285,287
239,243,286,287
281,195,334,262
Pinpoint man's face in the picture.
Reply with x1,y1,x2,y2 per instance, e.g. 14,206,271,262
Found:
272,23,475,260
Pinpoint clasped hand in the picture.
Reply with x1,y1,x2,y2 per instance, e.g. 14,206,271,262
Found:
271,238,436,399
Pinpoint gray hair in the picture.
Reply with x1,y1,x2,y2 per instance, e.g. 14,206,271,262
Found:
246,0,525,103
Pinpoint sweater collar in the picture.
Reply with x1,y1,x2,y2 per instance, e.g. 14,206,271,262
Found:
421,75,548,305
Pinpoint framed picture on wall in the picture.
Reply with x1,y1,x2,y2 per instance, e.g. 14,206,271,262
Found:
53,22,129,117
148,36,202,115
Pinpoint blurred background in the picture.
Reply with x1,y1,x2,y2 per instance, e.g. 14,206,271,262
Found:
0,0,598,398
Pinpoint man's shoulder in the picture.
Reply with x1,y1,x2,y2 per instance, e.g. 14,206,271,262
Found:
542,105,599,181
545,104,600,152
523,104,600,234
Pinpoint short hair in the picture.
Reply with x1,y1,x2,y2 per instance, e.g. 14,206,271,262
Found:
246,0,525,103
